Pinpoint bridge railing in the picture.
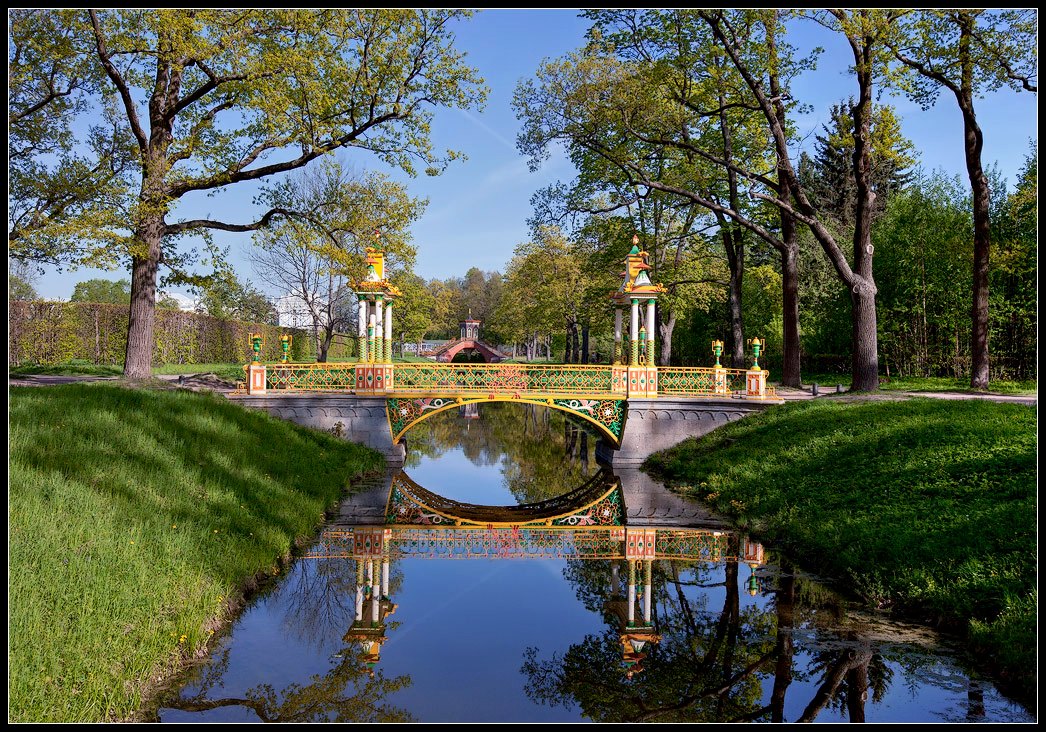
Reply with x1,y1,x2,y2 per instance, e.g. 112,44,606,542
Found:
247,361,776,399
264,362,356,391
658,367,749,397
392,362,616,396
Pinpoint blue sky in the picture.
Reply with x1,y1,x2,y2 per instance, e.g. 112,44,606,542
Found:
28,9,1038,301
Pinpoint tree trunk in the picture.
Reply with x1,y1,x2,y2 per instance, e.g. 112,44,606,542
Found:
123,216,164,378
845,652,870,723
770,564,795,723
780,242,801,386
724,228,745,367
848,40,881,392
581,324,590,364
319,326,333,363
659,310,676,366
960,95,991,389
564,314,576,363
768,25,803,388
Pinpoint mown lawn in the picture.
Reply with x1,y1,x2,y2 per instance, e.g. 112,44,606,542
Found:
9,384,384,722
646,397,1037,706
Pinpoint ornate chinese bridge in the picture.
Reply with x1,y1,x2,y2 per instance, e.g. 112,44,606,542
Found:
234,240,783,465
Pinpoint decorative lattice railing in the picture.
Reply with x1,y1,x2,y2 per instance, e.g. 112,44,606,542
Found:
263,363,356,391
246,361,777,399
391,363,615,396
657,367,748,396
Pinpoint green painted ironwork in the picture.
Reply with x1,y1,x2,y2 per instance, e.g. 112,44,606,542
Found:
387,395,625,444
266,363,356,391
385,469,623,528
390,363,616,395
658,367,748,396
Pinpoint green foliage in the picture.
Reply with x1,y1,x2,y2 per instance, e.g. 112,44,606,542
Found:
799,100,918,230
9,384,383,721
390,271,436,346
10,9,486,375
647,397,1036,704
872,171,974,377
988,148,1037,380
9,268,39,301
427,268,507,343
8,301,317,367
194,272,276,325
70,277,131,305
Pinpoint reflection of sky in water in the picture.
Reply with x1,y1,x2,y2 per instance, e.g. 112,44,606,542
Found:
407,447,518,505
160,552,1032,723
159,407,1035,723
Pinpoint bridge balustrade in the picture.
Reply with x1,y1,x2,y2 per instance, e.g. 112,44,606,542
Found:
245,361,775,400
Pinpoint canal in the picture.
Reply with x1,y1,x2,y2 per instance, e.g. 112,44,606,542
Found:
157,403,1032,723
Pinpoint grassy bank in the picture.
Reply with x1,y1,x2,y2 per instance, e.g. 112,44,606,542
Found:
9,384,384,722
795,373,1037,396
646,397,1036,706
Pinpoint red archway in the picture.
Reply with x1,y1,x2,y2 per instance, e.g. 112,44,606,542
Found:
434,339,504,363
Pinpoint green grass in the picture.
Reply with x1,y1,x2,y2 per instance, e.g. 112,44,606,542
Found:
646,397,1037,705
791,373,1036,396
9,360,124,377
10,361,247,383
148,362,247,382
9,384,385,722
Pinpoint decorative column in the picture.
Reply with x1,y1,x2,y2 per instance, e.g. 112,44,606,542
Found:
645,298,656,366
642,559,653,624
372,313,380,363
384,301,393,364
355,560,365,622
369,558,380,626
630,298,640,366
374,296,385,364
357,297,369,363
627,559,637,626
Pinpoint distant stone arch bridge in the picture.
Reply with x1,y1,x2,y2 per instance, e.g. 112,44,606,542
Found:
233,361,782,466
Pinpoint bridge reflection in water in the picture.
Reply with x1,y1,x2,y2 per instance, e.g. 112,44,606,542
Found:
302,468,765,678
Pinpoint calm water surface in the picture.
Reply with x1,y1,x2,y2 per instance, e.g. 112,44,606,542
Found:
157,404,1032,723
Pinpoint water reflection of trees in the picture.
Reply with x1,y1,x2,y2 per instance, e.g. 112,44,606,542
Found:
164,644,414,722
405,403,597,503
162,557,413,722
522,553,917,723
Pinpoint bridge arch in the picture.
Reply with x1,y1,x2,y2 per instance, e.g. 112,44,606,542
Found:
386,469,623,527
386,395,626,446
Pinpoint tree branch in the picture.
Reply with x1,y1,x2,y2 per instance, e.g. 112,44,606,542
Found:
88,10,148,154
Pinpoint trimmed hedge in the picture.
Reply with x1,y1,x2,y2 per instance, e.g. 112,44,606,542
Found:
8,301,353,366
